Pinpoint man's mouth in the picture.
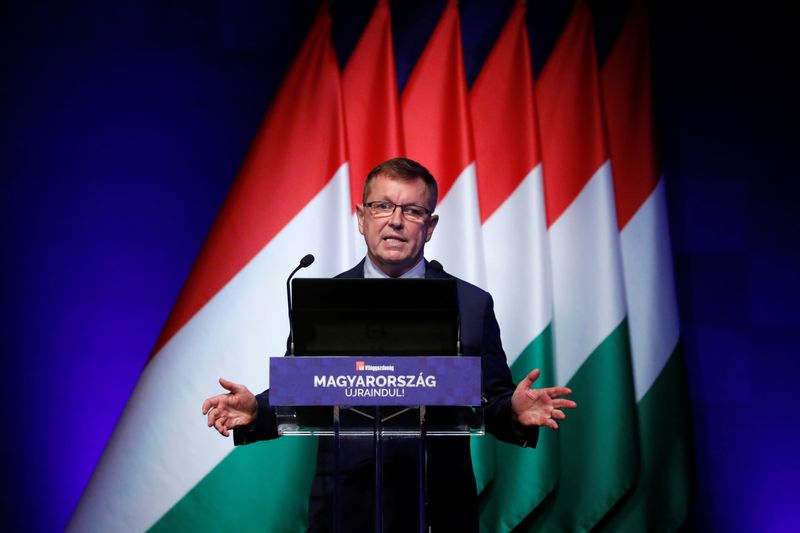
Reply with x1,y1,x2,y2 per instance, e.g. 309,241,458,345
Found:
382,235,406,243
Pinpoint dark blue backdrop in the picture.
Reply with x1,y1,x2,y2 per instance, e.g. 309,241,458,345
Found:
1,1,797,531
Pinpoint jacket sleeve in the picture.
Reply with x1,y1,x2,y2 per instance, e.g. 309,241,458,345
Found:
480,294,540,448
233,334,294,445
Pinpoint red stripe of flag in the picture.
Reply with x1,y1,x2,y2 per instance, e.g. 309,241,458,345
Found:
472,0,541,223
402,0,473,199
152,5,346,355
343,0,404,210
601,0,660,230
536,0,608,227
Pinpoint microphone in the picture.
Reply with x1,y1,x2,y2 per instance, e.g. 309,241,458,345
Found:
428,259,443,273
287,254,315,355
298,253,315,269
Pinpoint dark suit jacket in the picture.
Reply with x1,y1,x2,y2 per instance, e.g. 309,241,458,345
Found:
235,259,538,532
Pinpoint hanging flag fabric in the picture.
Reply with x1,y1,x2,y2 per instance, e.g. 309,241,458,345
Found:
342,0,404,264
598,2,694,530
470,2,558,531
399,0,493,493
68,5,352,532
401,0,485,288
531,0,640,530
67,2,694,531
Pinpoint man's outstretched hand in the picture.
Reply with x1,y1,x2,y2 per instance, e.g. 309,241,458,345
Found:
202,378,258,437
512,368,577,430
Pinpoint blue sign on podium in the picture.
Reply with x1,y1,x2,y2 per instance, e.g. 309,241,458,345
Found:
270,356,481,406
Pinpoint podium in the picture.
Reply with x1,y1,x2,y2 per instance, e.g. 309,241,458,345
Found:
270,278,485,532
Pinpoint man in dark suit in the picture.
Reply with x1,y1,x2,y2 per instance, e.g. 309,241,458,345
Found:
202,158,576,532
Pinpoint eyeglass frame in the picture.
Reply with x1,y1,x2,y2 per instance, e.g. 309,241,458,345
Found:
362,200,434,222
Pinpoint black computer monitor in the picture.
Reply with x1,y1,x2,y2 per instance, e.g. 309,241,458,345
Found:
290,278,459,357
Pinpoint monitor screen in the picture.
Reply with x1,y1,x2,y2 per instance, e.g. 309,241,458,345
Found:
291,278,459,356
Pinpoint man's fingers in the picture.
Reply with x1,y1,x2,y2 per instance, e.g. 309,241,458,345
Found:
205,382,249,437
551,409,566,420
552,398,577,409
207,408,220,428
545,418,559,430
214,416,229,437
204,394,228,417
202,395,221,414
207,403,229,427
545,386,573,398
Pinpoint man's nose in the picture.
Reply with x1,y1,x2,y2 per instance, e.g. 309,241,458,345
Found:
388,205,404,226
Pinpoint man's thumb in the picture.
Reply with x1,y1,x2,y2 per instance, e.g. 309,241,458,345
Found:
219,377,242,393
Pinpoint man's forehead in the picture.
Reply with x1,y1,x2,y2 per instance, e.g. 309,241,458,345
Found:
365,174,428,197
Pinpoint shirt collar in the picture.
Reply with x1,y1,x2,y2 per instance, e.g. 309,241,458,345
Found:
364,256,426,279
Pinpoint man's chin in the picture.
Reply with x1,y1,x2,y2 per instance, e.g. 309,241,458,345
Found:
377,254,410,265
371,249,418,268
374,245,410,261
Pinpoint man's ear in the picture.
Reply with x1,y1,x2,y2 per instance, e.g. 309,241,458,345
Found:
425,214,439,242
356,204,366,235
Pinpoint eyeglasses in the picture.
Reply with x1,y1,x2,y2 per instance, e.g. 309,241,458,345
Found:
364,201,432,222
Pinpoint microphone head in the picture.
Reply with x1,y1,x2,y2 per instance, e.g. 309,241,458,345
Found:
428,259,443,272
300,254,315,268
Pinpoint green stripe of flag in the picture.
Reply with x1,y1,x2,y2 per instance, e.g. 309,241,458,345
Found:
471,429,496,496
478,324,558,532
526,319,638,532
149,438,318,533
597,345,695,532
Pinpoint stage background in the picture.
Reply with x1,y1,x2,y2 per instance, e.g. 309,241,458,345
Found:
1,0,797,531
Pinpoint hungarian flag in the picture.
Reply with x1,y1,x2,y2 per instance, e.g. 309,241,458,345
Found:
68,5,352,531
530,0,640,529
470,2,559,531
342,0,404,263
398,0,498,495
68,2,691,531
402,0,485,288
598,1,694,529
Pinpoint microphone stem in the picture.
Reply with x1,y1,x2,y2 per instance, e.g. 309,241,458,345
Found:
286,263,304,356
